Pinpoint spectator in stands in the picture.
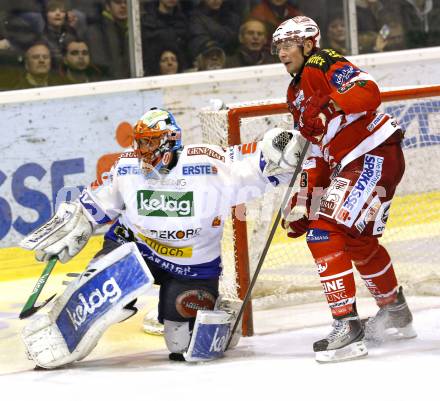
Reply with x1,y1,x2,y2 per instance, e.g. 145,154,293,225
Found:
42,0,79,70
228,0,261,20
0,16,11,51
140,0,188,76
0,17,19,91
372,15,407,52
188,0,240,62
397,0,440,48
356,0,397,53
13,41,69,89
158,50,179,75
87,0,129,80
0,7,41,90
248,0,302,38
0,0,45,35
197,42,226,71
226,19,276,68
68,0,106,37
61,38,101,83
322,14,347,55
0,5,41,54
149,45,185,75
297,0,333,30
187,41,226,72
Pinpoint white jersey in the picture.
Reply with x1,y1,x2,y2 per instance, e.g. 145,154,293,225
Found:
79,143,289,279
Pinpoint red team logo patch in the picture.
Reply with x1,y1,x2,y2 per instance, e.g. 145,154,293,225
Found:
176,290,216,318
319,178,350,218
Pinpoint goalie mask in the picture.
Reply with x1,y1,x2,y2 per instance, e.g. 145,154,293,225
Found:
133,108,182,176
271,16,321,55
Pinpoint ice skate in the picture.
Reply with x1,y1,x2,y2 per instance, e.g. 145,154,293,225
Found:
314,316,367,363
363,287,417,343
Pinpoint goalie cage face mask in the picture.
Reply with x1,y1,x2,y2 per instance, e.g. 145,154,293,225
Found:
133,108,182,176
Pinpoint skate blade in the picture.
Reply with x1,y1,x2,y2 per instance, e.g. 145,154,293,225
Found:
366,323,417,343
384,323,417,340
315,340,368,363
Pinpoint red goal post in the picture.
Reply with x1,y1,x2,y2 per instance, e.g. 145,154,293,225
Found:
202,85,440,337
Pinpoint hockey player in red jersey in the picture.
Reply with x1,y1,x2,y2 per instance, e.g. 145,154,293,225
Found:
272,16,416,362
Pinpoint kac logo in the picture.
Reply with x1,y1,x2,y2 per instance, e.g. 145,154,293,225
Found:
331,65,359,88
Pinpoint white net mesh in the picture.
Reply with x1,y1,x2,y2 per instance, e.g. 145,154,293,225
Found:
199,92,440,311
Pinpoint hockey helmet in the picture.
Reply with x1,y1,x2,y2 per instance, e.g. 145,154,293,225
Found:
133,108,182,175
271,16,321,55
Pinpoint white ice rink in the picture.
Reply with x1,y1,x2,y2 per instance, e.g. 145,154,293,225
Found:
1,276,440,401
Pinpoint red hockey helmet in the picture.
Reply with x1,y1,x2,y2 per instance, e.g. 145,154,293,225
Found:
271,16,321,55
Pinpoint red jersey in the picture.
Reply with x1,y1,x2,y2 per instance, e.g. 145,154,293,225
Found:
287,48,400,171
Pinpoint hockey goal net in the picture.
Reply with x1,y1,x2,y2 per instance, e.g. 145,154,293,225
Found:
199,85,440,336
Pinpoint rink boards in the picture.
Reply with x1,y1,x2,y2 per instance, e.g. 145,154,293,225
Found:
1,190,439,290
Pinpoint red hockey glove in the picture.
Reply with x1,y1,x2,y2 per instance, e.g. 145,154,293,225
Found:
300,93,338,144
302,94,332,122
281,192,310,238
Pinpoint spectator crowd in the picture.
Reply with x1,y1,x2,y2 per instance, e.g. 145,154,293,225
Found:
0,0,439,91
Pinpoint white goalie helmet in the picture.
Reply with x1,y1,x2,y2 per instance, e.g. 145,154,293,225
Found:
271,16,321,55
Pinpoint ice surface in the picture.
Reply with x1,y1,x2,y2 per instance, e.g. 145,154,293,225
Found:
1,277,439,401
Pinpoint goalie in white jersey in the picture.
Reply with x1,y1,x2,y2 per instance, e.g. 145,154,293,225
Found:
21,107,305,367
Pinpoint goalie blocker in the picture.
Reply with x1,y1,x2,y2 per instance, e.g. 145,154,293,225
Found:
22,243,154,369
20,201,93,264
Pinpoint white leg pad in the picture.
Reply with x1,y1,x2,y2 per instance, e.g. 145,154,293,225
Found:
22,243,154,369
163,320,191,353
184,310,232,362
215,296,243,349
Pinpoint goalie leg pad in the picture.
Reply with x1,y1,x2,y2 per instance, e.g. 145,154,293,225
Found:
163,320,191,354
22,242,154,369
184,310,232,362
215,296,243,349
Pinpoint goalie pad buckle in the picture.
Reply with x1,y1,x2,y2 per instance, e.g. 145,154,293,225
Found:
22,243,154,369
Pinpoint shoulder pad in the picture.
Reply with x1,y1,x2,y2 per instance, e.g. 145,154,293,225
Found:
305,49,346,72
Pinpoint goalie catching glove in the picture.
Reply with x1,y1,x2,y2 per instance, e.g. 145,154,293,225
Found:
20,201,93,263
260,127,306,176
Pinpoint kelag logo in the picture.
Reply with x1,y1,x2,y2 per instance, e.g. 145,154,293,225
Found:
137,190,194,217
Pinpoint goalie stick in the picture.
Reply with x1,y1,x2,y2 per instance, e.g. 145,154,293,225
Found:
19,256,58,319
226,141,310,349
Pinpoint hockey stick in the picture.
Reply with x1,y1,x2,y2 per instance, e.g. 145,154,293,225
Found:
226,141,310,349
19,256,58,319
